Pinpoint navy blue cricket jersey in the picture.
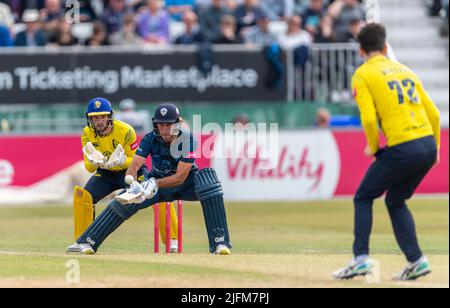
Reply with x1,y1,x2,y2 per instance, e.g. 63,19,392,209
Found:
136,130,199,178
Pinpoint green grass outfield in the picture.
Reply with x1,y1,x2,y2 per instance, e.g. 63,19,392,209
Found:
0,198,448,288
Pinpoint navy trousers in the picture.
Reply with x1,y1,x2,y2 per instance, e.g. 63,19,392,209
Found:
84,167,148,204
353,136,438,262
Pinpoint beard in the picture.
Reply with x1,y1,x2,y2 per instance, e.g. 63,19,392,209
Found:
95,123,109,134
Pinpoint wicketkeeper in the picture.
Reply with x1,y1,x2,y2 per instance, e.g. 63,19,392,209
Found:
73,97,149,241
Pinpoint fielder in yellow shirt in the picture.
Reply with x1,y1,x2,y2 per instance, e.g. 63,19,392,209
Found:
73,97,147,240
334,24,441,281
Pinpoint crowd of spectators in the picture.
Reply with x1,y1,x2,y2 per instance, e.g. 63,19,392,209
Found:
0,0,366,48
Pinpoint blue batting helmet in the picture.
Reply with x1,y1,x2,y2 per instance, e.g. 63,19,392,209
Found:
86,97,114,132
86,97,114,117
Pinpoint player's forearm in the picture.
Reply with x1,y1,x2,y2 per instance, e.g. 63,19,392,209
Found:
126,155,147,181
420,86,441,149
156,174,187,189
428,108,441,150
362,119,380,154
354,85,379,154
431,120,441,150
126,161,143,180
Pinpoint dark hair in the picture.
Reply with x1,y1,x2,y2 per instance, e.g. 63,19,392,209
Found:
357,23,386,53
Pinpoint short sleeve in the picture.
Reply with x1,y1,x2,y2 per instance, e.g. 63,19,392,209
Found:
135,133,153,158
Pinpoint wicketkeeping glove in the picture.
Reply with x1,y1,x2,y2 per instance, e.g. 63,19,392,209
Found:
83,142,106,167
104,144,126,169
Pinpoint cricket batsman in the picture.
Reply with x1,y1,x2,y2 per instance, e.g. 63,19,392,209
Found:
334,23,441,281
67,103,232,255
74,97,181,253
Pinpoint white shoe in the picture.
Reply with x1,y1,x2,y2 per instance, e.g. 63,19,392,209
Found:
393,256,432,281
170,239,178,253
333,258,373,280
66,243,95,255
215,244,231,255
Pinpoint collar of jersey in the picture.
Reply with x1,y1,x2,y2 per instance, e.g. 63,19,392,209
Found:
367,54,387,64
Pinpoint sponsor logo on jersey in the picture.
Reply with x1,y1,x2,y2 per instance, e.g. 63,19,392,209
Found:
187,152,197,159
